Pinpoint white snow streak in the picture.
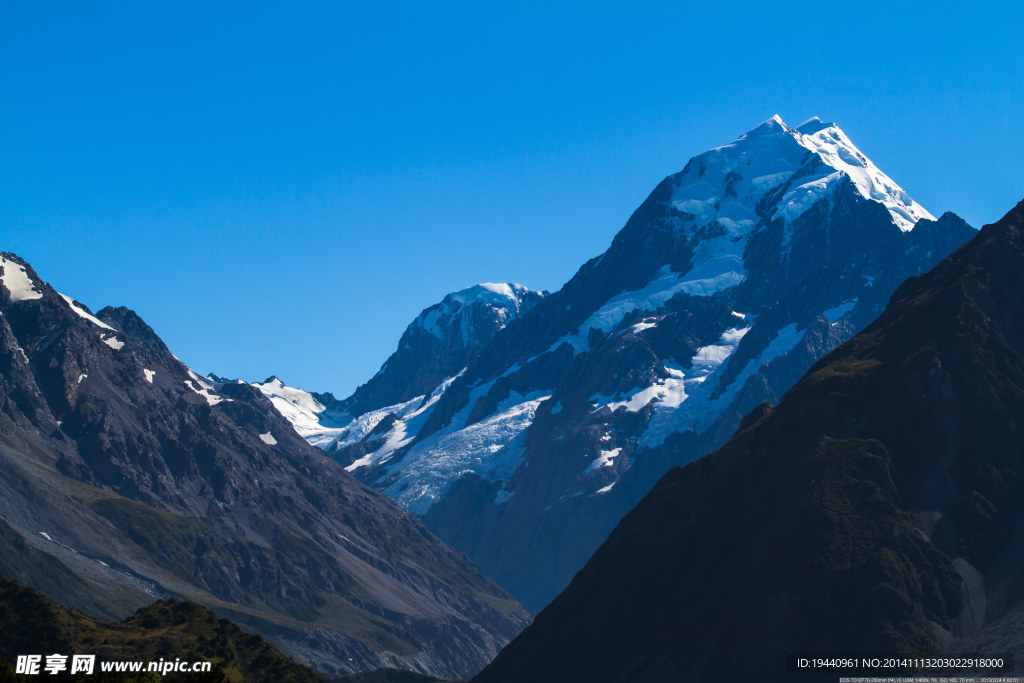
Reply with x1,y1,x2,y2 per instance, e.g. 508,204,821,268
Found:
58,293,115,331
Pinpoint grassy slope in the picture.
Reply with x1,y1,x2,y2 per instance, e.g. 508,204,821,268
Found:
0,575,321,683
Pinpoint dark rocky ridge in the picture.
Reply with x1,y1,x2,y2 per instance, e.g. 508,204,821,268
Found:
473,198,1024,682
0,253,530,678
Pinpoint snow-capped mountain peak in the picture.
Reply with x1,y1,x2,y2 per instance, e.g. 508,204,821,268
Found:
682,115,932,235
262,118,975,612
414,282,539,343
737,112,788,139
790,119,933,231
795,115,830,134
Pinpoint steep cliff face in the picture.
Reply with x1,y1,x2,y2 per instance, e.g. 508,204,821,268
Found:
0,253,530,678
473,199,1024,682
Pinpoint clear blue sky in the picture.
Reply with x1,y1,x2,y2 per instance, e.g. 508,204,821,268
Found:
2,1,1021,397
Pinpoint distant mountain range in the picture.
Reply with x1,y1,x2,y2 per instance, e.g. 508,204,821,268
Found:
472,198,1024,682
0,253,529,678
265,116,976,610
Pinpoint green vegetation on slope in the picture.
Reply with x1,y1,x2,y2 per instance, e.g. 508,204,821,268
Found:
0,575,321,683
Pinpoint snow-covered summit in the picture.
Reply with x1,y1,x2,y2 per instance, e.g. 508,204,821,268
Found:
261,116,975,613
414,282,541,343
458,282,533,305
0,254,44,302
569,116,936,337
789,117,933,230
677,114,933,233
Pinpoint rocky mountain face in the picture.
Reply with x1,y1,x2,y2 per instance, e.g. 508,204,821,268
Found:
272,116,976,611
472,198,1024,682
0,253,530,678
343,283,545,418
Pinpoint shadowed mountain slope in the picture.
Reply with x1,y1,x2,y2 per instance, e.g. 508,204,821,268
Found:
0,253,529,679
0,574,320,682
474,199,1024,682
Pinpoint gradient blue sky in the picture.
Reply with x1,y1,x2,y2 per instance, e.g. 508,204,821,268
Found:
2,1,1021,396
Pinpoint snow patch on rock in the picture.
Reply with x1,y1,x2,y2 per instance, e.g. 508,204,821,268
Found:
584,448,622,475
102,335,124,350
185,370,230,407
823,299,858,324
0,257,43,302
